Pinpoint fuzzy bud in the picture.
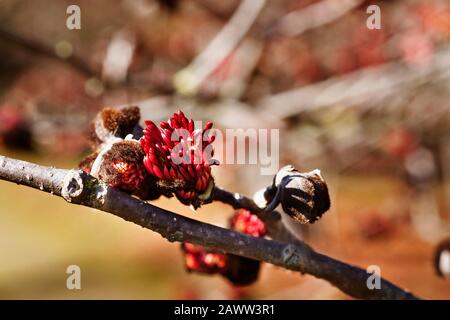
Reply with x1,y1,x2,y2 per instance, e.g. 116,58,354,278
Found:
89,106,142,148
79,140,159,199
80,107,161,199
266,165,331,224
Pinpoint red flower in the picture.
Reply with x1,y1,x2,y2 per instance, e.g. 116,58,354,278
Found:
109,161,147,192
140,110,216,207
231,209,266,238
181,210,266,285
182,243,227,274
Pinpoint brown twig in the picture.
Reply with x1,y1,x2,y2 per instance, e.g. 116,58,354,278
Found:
213,186,307,246
0,155,418,300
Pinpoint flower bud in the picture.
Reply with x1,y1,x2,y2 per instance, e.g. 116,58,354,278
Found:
89,106,141,147
79,140,159,199
270,166,330,224
97,140,147,192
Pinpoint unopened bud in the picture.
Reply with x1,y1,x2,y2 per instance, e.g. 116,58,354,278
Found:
270,166,330,224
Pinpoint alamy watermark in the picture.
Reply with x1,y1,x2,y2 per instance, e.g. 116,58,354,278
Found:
366,5,381,30
66,5,81,30
168,122,279,176
66,264,81,290
366,265,381,290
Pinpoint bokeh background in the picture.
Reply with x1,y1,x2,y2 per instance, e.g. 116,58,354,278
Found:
0,0,449,299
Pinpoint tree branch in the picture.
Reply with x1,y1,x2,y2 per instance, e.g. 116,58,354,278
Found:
0,155,418,300
257,46,450,120
273,0,363,37
174,0,266,95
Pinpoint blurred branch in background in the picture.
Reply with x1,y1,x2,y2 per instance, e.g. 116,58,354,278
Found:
101,29,136,85
273,0,364,37
258,46,450,121
173,0,266,96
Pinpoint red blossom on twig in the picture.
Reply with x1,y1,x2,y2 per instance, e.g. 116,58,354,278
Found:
231,208,267,237
182,242,228,274
181,209,266,286
140,110,216,207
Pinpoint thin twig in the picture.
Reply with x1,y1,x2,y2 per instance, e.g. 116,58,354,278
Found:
0,155,418,300
212,187,308,246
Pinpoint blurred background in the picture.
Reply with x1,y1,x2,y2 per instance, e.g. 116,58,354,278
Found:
0,0,449,299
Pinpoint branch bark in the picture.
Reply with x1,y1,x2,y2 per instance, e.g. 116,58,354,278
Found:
0,155,418,300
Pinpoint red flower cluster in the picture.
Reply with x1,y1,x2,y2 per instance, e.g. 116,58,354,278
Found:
109,161,147,192
182,243,227,274
181,209,266,286
140,110,216,206
231,209,267,237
